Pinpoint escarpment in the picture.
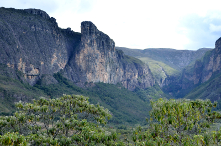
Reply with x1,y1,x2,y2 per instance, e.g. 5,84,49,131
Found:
0,8,154,90
63,21,155,90
0,8,81,85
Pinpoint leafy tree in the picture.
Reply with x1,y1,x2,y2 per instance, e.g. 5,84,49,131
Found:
133,98,221,145
0,94,121,145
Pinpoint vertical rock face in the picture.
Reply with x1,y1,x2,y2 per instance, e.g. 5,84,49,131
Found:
0,8,80,85
77,21,117,83
64,21,154,90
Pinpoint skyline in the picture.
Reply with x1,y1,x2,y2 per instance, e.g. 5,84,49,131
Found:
2,0,221,50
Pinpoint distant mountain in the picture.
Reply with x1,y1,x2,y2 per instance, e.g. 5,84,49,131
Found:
179,38,221,101
116,47,211,86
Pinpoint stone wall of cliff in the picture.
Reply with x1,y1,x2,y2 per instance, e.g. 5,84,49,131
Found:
63,21,154,90
0,8,81,85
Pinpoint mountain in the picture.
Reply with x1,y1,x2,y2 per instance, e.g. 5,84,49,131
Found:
0,7,154,90
116,47,211,86
63,21,154,90
0,8,81,85
0,7,158,124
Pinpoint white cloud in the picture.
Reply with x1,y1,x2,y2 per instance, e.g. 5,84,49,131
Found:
210,24,221,32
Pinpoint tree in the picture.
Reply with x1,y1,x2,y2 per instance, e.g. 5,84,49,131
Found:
133,98,221,146
0,94,120,145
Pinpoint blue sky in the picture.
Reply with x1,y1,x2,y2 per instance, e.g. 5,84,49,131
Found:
2,0,221,50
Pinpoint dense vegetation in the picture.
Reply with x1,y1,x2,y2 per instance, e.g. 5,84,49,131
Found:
1,96,221,145
133,98,221,145
35,72,170,125
0,95,119,145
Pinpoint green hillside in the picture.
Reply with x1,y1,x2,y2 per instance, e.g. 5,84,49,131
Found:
184,72,221,102
139,57,179,84
0,65,170,125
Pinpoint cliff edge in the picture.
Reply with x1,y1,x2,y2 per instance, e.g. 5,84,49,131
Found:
64,21,154,90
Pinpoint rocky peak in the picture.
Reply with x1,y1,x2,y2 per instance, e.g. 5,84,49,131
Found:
24,9,50,19
63,21,154,90
81,21,115,52
24,9,58,26
215,37,221,50
81,21,98,38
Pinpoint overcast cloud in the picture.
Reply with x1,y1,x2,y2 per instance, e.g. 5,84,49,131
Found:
1,0,221,50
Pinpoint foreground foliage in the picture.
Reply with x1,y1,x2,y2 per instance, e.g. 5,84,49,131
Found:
133,98,221,145
1,96,221,145
0,94,120,145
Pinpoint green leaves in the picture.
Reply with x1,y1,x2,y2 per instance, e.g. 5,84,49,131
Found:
0,132,28,146
0,94,119,145
133,98,221,145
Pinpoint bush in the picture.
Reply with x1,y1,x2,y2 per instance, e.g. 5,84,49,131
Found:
133,98,221,145
0,94,120,145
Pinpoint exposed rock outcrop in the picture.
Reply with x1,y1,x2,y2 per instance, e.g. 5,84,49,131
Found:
0,7,81,85
64,21,154,90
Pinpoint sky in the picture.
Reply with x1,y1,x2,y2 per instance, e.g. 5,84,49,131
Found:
2,0,221,50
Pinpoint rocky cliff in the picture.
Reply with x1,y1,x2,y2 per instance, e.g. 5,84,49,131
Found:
0,8,81,85
63,21,154,90
0,8,154,91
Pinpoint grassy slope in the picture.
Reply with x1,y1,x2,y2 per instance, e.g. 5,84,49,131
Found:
0,70,169,125
138,57,179,84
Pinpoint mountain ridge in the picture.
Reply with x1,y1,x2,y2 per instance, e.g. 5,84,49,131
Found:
0,8,154,91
